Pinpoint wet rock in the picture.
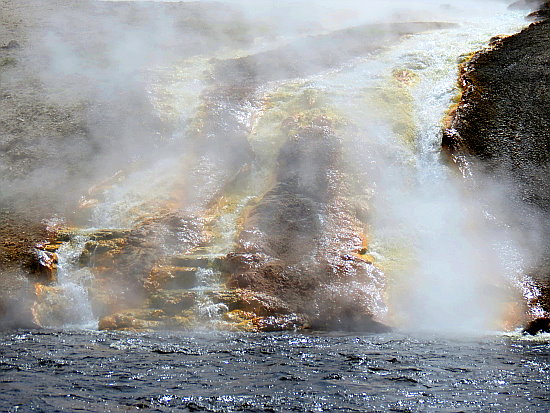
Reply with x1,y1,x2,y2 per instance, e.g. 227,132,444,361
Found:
98,308,195,331
222,309,256,325
163,314,195,330
0,209,52,271
528,7,550,21
89,229,132,241
224,112,386,331
31,248,58,284
210,289,291,317
145,266,198,292
98,309,165,331
32,284,70,327
82,213,208,315
149,290,196,315
522,317,550,335
169,254,226,270
312,307,391,333
79,238,126,267
221,310,303,332
443,20,550,209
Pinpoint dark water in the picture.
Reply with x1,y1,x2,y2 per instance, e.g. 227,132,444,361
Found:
0,330,549,412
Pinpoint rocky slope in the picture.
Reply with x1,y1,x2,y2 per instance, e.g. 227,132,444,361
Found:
443,1,550,315
2,0,548,332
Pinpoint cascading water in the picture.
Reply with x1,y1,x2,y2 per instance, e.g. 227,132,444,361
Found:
35,0,544,333
54,236,96,327
33,235,96,329
3,1,550,411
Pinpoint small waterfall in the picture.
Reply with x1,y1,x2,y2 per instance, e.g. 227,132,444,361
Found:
34,236,97,329
55,236,96,328
393,12,541,331
282,2,541,331
321,7,537,331
193,267,228,322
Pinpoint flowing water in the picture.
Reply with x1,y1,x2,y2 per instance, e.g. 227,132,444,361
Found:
315,9,539,331
47,236,96,329
7,1,550,411
0,330,549,412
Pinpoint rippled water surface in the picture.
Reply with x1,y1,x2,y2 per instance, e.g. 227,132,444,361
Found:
1,330,549,412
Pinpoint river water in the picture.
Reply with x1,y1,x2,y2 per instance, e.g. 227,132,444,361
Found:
1,329,549,412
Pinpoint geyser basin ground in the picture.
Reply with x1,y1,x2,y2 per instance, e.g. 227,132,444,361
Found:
2,0,544,333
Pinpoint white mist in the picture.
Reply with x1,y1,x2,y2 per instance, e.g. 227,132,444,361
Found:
344,1,535,332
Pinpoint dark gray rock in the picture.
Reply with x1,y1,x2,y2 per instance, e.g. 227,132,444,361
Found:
443,16,550,312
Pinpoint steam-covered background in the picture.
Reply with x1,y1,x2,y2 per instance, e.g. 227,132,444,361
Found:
0,0,547,333
0,0,525,211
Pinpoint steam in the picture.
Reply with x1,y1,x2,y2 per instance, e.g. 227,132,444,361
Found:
2,0,545,331
333,2,542,331
0,0,523,212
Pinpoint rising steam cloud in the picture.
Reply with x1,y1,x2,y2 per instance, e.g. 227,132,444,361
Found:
1,0,544,332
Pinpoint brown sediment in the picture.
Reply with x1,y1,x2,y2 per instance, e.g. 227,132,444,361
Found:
443,10,550,314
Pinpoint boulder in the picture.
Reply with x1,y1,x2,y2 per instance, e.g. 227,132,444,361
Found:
522,317,550,335
149,290,196,315
98,308,195,331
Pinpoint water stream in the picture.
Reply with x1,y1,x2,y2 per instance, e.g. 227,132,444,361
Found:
314,8,536,331
33,235,96,329
44,1,546,332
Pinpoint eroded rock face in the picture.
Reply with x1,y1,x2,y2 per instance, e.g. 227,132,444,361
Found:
81,215,209,317
0,209,58,328
443,14,550,313
84,115,387,332
1,4,452,332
